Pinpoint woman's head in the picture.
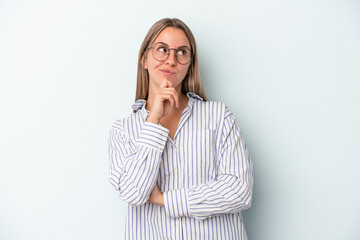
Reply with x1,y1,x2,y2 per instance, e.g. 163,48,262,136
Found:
136,18,207,101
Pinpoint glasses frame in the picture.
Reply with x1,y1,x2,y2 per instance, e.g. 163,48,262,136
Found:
148,43,192,65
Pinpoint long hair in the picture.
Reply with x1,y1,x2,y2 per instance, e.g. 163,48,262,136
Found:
135,18,207,102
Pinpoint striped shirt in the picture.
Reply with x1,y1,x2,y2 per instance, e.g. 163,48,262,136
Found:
108,92,253,240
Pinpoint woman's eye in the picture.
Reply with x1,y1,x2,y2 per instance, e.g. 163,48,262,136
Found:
157,47,167,53
177,49,186,56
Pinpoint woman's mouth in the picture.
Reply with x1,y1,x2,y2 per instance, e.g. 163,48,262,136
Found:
160,70,174,76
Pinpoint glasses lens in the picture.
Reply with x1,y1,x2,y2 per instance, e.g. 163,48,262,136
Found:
176,47,191,64
153,44,168,61
151,44,192,64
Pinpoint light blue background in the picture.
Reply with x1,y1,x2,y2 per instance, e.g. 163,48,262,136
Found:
1,0,359,239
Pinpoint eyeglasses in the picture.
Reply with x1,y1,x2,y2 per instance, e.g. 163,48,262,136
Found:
148,43,192,65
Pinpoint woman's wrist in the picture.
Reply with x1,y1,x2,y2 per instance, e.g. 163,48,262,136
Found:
157,192,164,207
149,184,164,207
146,115,160,124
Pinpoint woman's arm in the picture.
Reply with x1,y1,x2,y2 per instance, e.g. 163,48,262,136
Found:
110,79,179,206
108,120,169,206
161,108,254,220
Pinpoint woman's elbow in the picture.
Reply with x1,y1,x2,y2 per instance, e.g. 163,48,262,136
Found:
241,196,252,210
119,188,149,206
234,183,253,211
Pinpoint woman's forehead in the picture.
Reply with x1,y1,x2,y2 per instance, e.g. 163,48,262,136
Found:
153,27,190,47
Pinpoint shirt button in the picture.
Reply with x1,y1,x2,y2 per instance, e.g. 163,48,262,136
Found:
174,170,178,174
176,220,180,224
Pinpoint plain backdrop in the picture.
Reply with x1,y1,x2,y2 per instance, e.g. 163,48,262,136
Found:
1,0,359,239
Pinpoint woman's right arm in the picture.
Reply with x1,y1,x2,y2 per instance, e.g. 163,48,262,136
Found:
108,120,169,206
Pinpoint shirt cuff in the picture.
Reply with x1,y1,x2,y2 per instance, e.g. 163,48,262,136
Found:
164,188,190,219
137,122,169,151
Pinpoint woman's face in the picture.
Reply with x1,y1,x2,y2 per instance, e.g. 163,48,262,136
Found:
144,27,191,93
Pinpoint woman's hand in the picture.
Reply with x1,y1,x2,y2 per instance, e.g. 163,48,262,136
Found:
146,79,179,124
148,183,164,207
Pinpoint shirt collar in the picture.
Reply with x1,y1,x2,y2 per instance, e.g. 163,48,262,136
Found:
186,92,203,101
131,99,147,112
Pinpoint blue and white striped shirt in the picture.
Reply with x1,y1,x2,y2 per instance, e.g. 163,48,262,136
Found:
109,92,253,240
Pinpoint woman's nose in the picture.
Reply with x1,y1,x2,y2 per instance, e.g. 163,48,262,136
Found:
165,50,177,66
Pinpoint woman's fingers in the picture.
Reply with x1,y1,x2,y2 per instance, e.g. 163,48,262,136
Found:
158,86,179,108
158,89,178,107
159,78,173,89
160,93,175,106
160,79,179,106
147,79,180,123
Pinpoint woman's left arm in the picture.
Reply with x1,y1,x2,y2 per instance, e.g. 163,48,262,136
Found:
162,108,254,220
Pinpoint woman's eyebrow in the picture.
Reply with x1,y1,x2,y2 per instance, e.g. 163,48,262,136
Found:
155,41,169,46
155,41,190,49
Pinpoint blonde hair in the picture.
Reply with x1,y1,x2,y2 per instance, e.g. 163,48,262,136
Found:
135,18,207,101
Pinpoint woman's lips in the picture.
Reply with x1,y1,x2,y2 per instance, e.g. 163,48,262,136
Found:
161,70,174,75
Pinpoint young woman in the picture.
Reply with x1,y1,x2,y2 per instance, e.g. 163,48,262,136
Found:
109,18,253,240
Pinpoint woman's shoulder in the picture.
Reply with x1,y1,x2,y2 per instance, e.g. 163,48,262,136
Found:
191,95,232,118
110,111,143,135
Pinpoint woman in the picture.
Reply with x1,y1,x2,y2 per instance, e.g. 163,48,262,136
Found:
109,18,253,239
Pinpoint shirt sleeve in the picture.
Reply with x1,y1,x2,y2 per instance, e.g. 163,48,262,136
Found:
109,120,169,206
163,107,253,220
